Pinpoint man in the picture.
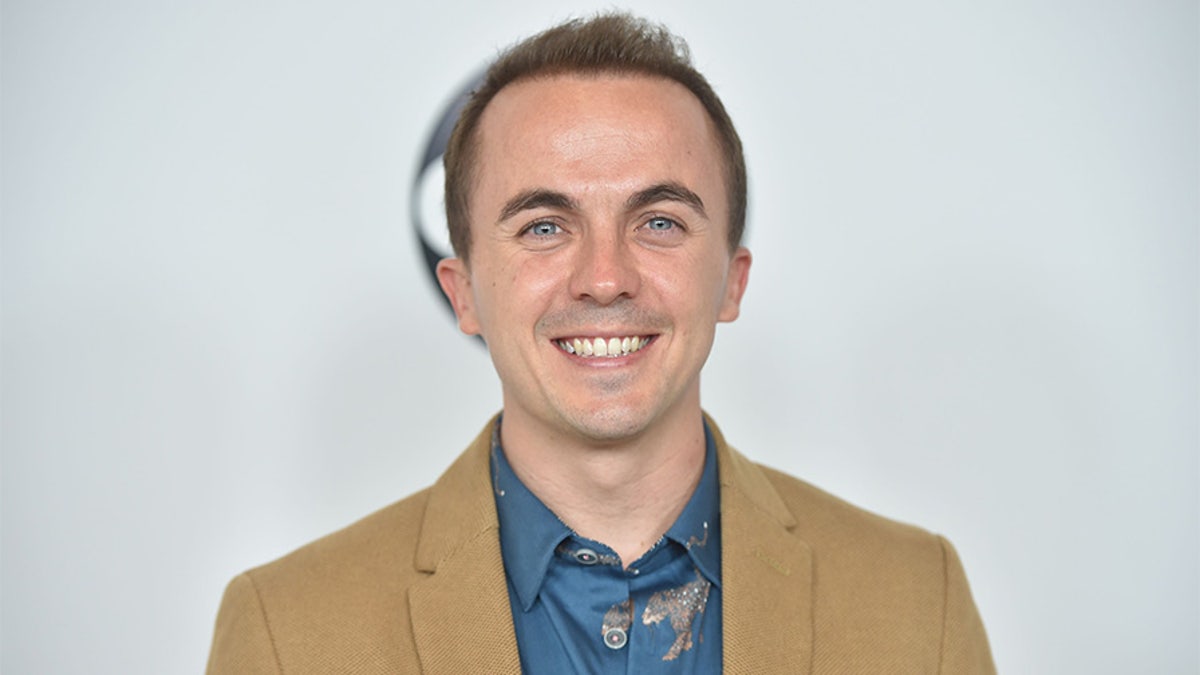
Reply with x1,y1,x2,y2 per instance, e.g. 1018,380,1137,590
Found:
207,13,995,674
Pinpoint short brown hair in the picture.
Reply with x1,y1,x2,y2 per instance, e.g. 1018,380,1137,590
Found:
443,13,747,262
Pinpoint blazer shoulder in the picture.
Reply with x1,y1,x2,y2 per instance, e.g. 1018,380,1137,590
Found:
209,489,436,674
750,462,995,674
248,486,434,591
756,462,937,550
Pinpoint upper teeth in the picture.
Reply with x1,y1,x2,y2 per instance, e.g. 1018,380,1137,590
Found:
557,336,648,358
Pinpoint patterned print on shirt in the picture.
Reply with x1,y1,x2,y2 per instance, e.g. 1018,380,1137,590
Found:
603,598,633,632
642,568,712,661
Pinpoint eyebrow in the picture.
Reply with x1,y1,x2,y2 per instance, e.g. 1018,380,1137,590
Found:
498,190,579,223
626,182,707,218
496,182,708,223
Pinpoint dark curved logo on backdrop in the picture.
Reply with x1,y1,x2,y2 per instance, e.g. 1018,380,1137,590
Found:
410,72,485,320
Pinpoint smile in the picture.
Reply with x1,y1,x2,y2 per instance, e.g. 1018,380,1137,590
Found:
555,335,654,358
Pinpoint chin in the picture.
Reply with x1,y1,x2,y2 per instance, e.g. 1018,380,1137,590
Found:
561,406,655,444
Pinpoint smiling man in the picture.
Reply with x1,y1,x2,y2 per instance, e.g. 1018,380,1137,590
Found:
208,14,995,674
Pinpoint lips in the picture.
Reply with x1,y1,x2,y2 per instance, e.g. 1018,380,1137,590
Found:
555,335,654,358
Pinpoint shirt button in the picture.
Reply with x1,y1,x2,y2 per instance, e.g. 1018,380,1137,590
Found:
603,627,627,650
574,548,599,565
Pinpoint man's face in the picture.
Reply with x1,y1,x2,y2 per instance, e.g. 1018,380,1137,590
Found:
438,74,750,444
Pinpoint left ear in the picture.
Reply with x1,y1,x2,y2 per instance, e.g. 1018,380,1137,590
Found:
717,246,752,322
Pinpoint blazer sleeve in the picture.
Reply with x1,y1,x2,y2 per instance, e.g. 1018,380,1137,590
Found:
206,573,283,675
938,536,996,674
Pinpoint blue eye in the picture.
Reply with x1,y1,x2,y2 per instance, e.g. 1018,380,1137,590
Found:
526,221,560,236
645,217,677,231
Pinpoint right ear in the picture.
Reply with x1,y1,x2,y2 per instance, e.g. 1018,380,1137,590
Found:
436,257,482,336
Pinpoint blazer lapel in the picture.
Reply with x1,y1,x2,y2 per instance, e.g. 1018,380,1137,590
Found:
408,419,522,674
711,418,814,674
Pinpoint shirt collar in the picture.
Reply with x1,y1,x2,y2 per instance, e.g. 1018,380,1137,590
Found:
491,416,723,610
490,420,571,611
663,421,722,589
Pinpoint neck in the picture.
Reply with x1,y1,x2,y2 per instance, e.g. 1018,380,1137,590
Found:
499,404,707,567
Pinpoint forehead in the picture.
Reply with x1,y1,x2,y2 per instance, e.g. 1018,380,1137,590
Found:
471,73,725,207
480,72,712,143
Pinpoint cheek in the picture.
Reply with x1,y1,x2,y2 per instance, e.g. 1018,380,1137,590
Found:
467,264,508,332
513,259,563,297
509,252,578,312
646,254,729,320
475,256,566,332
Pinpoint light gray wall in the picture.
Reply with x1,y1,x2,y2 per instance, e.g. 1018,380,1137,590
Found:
3,1,1196,672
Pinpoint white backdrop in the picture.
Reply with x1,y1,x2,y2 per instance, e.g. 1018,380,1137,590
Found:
3,1,1196,673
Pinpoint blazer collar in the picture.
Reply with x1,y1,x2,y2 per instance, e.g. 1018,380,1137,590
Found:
709,415,815,674
409,415,522,674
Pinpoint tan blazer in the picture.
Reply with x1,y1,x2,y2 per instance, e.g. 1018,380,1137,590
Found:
207,417,995,674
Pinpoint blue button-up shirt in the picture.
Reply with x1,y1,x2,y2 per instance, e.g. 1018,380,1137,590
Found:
491,419,723,674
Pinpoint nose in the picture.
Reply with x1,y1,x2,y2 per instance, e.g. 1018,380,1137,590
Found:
568,229,641,305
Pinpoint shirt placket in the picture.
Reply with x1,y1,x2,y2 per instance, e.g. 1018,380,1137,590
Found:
555,540,633,674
